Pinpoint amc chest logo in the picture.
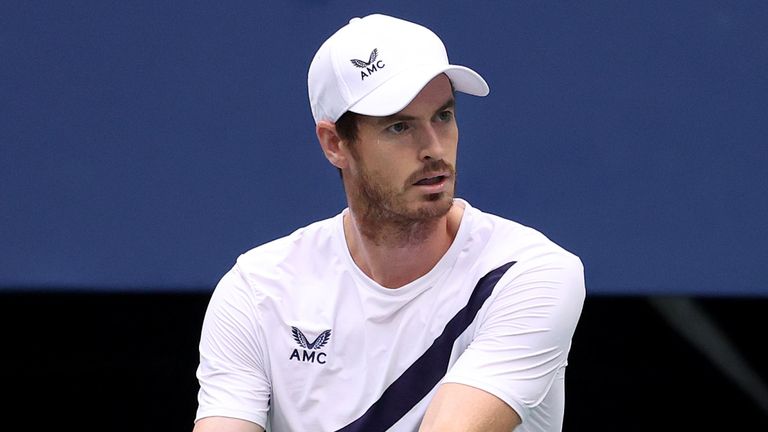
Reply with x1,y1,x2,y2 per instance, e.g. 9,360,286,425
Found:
289,326,332,364
350,48,385,80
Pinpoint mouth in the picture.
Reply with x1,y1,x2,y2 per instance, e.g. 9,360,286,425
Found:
413,175,447,186
411,172,451,192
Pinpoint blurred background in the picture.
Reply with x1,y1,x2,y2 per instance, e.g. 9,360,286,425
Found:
1,1,766,430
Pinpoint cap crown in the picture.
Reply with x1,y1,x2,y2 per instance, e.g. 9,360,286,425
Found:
308,14,449,123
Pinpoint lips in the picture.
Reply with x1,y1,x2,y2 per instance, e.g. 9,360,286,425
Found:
408,161,454,188
413,176,445,186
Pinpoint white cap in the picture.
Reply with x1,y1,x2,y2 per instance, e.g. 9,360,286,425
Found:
308,14,490,124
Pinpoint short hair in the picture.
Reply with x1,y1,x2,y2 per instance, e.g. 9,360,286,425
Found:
335,111,360,145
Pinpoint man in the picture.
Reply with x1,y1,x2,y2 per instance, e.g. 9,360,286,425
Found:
193,13,585,432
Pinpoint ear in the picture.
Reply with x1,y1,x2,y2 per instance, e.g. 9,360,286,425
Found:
316,120,349,169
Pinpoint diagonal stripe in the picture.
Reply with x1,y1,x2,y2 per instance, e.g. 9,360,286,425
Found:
335,261,517,432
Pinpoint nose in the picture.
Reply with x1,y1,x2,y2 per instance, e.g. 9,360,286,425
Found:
418,124,446,161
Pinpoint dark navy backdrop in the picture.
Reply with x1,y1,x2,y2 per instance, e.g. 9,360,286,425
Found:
2,1,767,295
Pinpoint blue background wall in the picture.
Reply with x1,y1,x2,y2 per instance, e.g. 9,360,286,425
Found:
2,1,767,295
3,3,768,430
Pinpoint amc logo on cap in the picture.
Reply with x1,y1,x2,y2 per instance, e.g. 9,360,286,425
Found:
350,48,386,80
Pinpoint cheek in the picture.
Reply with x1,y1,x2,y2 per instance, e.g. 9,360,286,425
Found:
444,139,459,163
366,154,413,189
441,124,459,150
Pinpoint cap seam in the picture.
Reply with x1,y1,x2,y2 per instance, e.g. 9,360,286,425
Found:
327,37,353,120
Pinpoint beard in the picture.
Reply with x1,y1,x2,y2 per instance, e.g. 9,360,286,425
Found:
348,159,456,246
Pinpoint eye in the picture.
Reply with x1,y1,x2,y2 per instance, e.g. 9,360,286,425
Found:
386,122,409,134
437,110,454,122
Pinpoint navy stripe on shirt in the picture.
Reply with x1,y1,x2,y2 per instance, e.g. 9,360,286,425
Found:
335,261,517,432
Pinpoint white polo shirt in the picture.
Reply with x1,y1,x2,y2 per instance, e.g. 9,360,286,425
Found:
195,199,585,431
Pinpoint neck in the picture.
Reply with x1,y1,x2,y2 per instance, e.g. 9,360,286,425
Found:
343,203,463,288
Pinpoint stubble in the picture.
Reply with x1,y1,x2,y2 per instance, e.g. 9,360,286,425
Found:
349,159,456,247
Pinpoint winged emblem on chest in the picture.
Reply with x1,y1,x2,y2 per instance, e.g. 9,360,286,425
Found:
291,326,332,350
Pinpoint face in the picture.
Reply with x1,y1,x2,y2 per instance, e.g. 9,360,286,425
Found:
343,74,459,224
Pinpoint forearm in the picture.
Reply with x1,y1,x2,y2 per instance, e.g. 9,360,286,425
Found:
193,416,265,432
419,383,521,432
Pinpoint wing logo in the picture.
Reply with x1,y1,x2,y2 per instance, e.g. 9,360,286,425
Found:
291,326,332,350
350,48,386,80
289,327,332,364
350,48,378,68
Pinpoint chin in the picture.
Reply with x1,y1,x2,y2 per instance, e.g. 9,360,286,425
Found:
412,193,453,219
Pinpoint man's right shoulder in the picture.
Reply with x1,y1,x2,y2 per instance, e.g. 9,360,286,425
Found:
234,213,342,277
209,213,344,311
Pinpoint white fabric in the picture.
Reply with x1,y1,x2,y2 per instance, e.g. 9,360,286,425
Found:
195,199,585,431
307,14,489,123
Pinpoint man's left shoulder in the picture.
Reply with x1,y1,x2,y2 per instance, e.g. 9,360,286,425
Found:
471,208,582,272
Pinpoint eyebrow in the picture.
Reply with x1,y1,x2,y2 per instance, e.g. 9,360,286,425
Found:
374,97,456,124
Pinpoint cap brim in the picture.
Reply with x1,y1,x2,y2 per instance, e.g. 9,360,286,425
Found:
347,64,489,118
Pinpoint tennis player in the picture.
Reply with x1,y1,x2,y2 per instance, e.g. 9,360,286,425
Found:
193,13,585,432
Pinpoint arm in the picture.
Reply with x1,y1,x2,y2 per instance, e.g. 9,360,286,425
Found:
428,251,585,431
193,417,264,432
194,267,271,430
419,383,521,432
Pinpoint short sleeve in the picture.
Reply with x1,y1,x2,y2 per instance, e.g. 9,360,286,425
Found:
442,252,586,423
195,264,271,428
